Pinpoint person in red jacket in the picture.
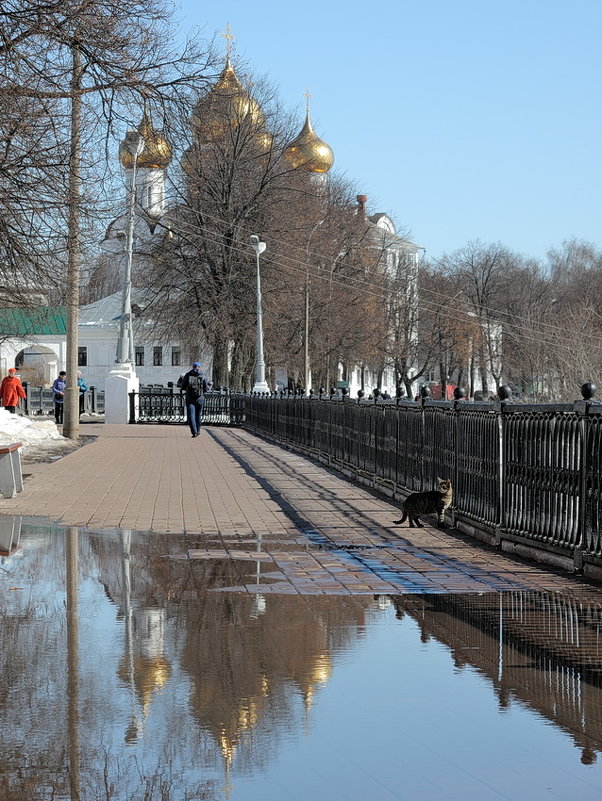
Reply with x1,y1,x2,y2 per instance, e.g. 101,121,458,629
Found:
0,368,26,414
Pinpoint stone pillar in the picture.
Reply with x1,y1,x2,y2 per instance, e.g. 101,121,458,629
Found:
104,363,139,424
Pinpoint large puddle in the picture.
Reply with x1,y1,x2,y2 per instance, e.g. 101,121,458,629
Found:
2,518,602,800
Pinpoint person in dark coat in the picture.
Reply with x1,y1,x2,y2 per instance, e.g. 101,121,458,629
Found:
52,371,67,424
180,362,209,437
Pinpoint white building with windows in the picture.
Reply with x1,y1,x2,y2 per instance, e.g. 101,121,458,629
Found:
78,291,211,392
341,199,425,399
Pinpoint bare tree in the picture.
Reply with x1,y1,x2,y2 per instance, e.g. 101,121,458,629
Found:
436,241,511,397
0,0,210,434
143,63,380,391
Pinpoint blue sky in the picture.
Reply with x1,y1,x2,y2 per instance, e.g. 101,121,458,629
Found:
174,0,601,262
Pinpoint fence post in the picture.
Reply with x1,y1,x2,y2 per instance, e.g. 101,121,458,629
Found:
128,391,136,424
22,381,29,416
574,381,597,570
494,385,512,546
452,387,466,527
419,385,431,490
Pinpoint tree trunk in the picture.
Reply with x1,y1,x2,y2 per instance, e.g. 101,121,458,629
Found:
469,355,476,399
212,336,229,388
440,361,447,400
230,336,253,392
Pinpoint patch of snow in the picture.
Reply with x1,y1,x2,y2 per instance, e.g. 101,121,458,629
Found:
0,409,66,452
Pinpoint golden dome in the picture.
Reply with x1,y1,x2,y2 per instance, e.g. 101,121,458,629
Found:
298,652,333,710
283,110,334,174
119,113,172,170
192,58,265,145
117,653,171,714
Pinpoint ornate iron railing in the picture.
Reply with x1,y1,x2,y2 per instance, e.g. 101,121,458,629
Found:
129,389,245,426
245,392,602,573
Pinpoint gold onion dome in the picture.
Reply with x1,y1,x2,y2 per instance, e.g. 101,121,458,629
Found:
192,57,265,145
119,113,172,170
283,110,334,174
117,654,171,713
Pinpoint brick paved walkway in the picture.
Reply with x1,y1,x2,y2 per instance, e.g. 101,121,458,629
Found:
0,423,598,595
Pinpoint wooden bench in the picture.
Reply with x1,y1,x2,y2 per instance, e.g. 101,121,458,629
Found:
0,442,23,499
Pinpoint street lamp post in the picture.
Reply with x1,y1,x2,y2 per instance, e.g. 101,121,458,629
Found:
250,235,270,393
104,128,144,424
116,130,144,365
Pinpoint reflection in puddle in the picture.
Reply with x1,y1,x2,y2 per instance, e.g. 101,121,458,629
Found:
1,520,602,800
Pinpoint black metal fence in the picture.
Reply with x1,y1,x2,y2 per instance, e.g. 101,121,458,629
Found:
129,388,245,426
20,384,104,416
245,392,602,577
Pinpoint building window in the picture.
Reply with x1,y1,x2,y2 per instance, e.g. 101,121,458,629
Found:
78,347,87,366
135,346,144,367
153,346,162,366
171,347,181,367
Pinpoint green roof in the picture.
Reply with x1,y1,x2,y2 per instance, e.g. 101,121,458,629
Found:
0,306,68,336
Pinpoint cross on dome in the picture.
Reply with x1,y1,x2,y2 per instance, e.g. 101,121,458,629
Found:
222,23,235,59
304,88,312,114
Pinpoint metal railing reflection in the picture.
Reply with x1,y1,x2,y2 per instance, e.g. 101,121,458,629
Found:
390,590,602,764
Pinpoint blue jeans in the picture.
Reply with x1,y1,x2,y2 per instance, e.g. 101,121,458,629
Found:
186,397,205,435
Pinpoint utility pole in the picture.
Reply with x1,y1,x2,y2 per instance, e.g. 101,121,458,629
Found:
304,220,323,393
63,44,82,440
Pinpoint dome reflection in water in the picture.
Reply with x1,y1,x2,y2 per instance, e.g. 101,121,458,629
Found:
1,520,602,800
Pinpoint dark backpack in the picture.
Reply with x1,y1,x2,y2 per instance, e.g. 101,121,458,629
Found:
187,373,204,399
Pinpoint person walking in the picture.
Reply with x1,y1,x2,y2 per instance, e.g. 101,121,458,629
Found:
0,368,26,414
52,370,67,424
180,361,209,437
77,371,88,417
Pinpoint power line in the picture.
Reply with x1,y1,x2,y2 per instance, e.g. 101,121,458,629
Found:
161,211,602,358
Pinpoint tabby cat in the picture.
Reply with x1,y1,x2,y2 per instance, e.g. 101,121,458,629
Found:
393,477,452,528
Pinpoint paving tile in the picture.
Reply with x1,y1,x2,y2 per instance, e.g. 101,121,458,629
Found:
1,423,600,597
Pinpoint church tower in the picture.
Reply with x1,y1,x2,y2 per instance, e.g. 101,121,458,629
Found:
101,110,171,256
118,111,172,222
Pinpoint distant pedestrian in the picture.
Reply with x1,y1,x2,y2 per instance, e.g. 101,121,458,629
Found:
77,371,88,416
180,361,209,438
52,370,67,424
0,368,26,414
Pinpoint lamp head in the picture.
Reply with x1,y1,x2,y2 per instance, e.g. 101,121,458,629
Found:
123,130,145,158
250,234,266,255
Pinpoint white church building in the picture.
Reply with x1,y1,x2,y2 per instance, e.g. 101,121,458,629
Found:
78,290,209,391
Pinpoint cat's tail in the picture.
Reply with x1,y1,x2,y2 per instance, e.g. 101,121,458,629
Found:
393,510,407,526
